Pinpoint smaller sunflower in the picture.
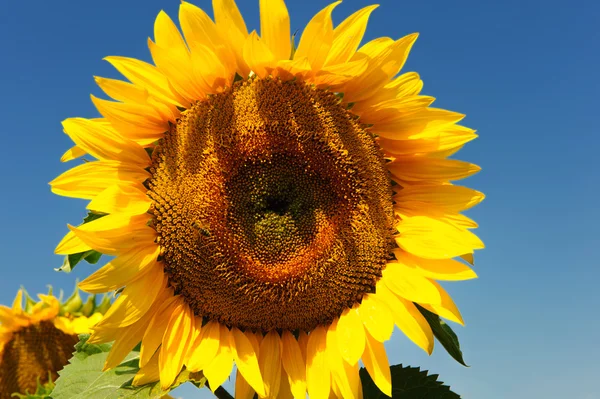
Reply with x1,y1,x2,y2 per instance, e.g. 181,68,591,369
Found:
0,288,108,398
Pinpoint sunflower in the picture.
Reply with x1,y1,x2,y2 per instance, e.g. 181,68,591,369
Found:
0,288,106,398
51,0,484,397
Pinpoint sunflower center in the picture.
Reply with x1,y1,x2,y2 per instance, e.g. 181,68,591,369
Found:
0,321,78,397
148,77,395,332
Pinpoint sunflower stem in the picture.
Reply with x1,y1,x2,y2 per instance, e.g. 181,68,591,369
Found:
213,386,234,399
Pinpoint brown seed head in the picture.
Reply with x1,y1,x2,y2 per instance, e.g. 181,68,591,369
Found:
148,77,395,332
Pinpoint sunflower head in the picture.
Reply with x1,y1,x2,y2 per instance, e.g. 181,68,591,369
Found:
0,288,106,398
51,0,484,397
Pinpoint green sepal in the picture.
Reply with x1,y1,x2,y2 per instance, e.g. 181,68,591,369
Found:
95,295,112,314
79,294,97,316
360,364,460,398
20,287,38,312
416,304,468,367
290,30,298,59
10,374,55,399
52,335,205,399
60,286,83,315
55,212,105,273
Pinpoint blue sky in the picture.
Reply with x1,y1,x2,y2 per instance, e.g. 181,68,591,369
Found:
1,0,598,398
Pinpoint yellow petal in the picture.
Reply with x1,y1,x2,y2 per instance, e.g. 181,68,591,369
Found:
179,2,236,79
376,283,433,354
0,306,28,328
335,306,365,365
50,160,150,200
87,183,151,216
159,301,194,389
295,2,341,71
190,42,231,93
259,330,282,398
378,129,477,156
91,95,167,142
281,331,307,399
393,250,477,281
55,230,91,255
419,281,465,325
212,0,247,38
203,325,234,391
212,0,250,76
278,363,295,399
11,290,23,312
56,213,149,255
235,369,255,399
243,31,276,79
326,5,378,66
186,320,221,372
383,262,442,304
71,313,103,334
313,58,369,88
151,10,216,98
179,2,220,52
394,202,479,230
104,302,157,370
386,71,424,98
358,95,436,124
273,56,312,80
94,267,165,329
154,9,186,49
184,317,204,366
68,214,156,256
229,327,265,397
351,72,422,113
297,330,308,364
357,294,394,342
139,294,179,368
94,76,149,104
79,245,160,293
134,351,161,386
396,216,485,259
388,157,480,182
62,117,150,165
306,325,330,399
370,108,464,139
148,40,206,104
60,145,86,162
361,331,391,396
104,56,186,108
344,33,419,103
326,321,358,399
395,184,484,212
260,0,291,60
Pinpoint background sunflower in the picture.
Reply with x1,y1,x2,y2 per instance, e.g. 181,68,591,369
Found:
0,288,107,398
0,0,597,398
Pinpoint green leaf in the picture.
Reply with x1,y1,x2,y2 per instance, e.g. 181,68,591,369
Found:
415,304,468,367
52,335,205,399
55,212,105,273
360,365,460,398
51,335,138,399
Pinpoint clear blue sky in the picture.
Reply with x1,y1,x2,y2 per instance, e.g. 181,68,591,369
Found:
1,0,598,398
